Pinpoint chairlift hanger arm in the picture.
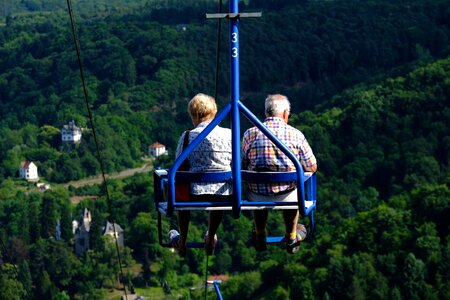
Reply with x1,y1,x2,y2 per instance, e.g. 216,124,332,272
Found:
164,0,313,218
154,0,318,251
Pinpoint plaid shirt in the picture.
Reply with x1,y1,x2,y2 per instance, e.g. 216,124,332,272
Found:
242,117,317,194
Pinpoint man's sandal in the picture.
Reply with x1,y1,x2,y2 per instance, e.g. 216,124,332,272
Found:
286,224,307,254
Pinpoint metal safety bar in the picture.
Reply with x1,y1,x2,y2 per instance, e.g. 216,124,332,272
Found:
156,170,316,215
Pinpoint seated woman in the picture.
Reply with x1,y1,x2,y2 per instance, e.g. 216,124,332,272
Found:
169,93,232,256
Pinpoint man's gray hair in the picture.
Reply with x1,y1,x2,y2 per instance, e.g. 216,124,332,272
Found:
265,94,291,116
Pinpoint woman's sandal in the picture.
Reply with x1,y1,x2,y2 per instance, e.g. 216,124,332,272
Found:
169,229,187,257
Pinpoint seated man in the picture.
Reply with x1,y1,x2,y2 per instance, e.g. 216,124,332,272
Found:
242,94,317,254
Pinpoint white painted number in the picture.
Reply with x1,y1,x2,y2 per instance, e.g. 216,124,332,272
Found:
232,47,238,57
232,33,237,43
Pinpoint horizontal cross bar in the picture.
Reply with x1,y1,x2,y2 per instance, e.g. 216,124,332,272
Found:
156,169,313,183
157,201,315,213
206,12,262,19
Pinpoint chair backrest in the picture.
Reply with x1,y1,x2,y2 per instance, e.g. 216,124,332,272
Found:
174,171,232,183
241,170,297,183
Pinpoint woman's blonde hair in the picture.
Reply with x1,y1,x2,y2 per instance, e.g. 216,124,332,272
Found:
188,93,218,123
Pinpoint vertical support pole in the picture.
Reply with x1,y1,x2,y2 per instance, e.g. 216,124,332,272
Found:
230,0,242,218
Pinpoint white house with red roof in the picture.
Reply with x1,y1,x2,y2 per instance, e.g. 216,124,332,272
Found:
19,161,39,181
148,142,168,157
207,275,229,286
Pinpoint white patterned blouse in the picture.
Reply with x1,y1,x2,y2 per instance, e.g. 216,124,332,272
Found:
175,121,232,195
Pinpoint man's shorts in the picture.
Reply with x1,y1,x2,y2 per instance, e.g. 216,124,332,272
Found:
247,188,297,202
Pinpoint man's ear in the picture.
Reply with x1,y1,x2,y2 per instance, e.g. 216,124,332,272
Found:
283,110,290,123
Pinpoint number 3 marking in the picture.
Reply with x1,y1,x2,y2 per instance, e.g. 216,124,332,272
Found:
232,47,238,57
232,33,237,43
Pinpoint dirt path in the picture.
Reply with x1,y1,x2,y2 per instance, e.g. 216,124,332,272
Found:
70,195,98,204
64,162,153,188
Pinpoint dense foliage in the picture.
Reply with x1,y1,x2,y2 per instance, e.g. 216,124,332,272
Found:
1,0,449,182
0,0,449,299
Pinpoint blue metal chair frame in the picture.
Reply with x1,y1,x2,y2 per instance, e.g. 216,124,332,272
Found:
153,0,317,248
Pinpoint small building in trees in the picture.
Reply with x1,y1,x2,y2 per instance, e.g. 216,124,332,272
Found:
19,161,39,181
148,142,168,157
73,208,92,255
36,182,51,191
103,221,124,247
73,209,125,255
61,120,82,144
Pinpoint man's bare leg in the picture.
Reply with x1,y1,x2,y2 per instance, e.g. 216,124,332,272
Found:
283,209,299,239
253,210,269,235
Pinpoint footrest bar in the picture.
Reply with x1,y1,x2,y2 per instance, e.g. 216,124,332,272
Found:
157,201,315,214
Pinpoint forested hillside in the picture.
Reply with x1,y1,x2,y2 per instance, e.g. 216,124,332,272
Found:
0,0,219,20
0,0,449,299
1,0,449,182
1,55,448,300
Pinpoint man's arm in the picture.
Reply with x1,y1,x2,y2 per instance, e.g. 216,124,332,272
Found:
299,138,317,173
304,164,317,173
